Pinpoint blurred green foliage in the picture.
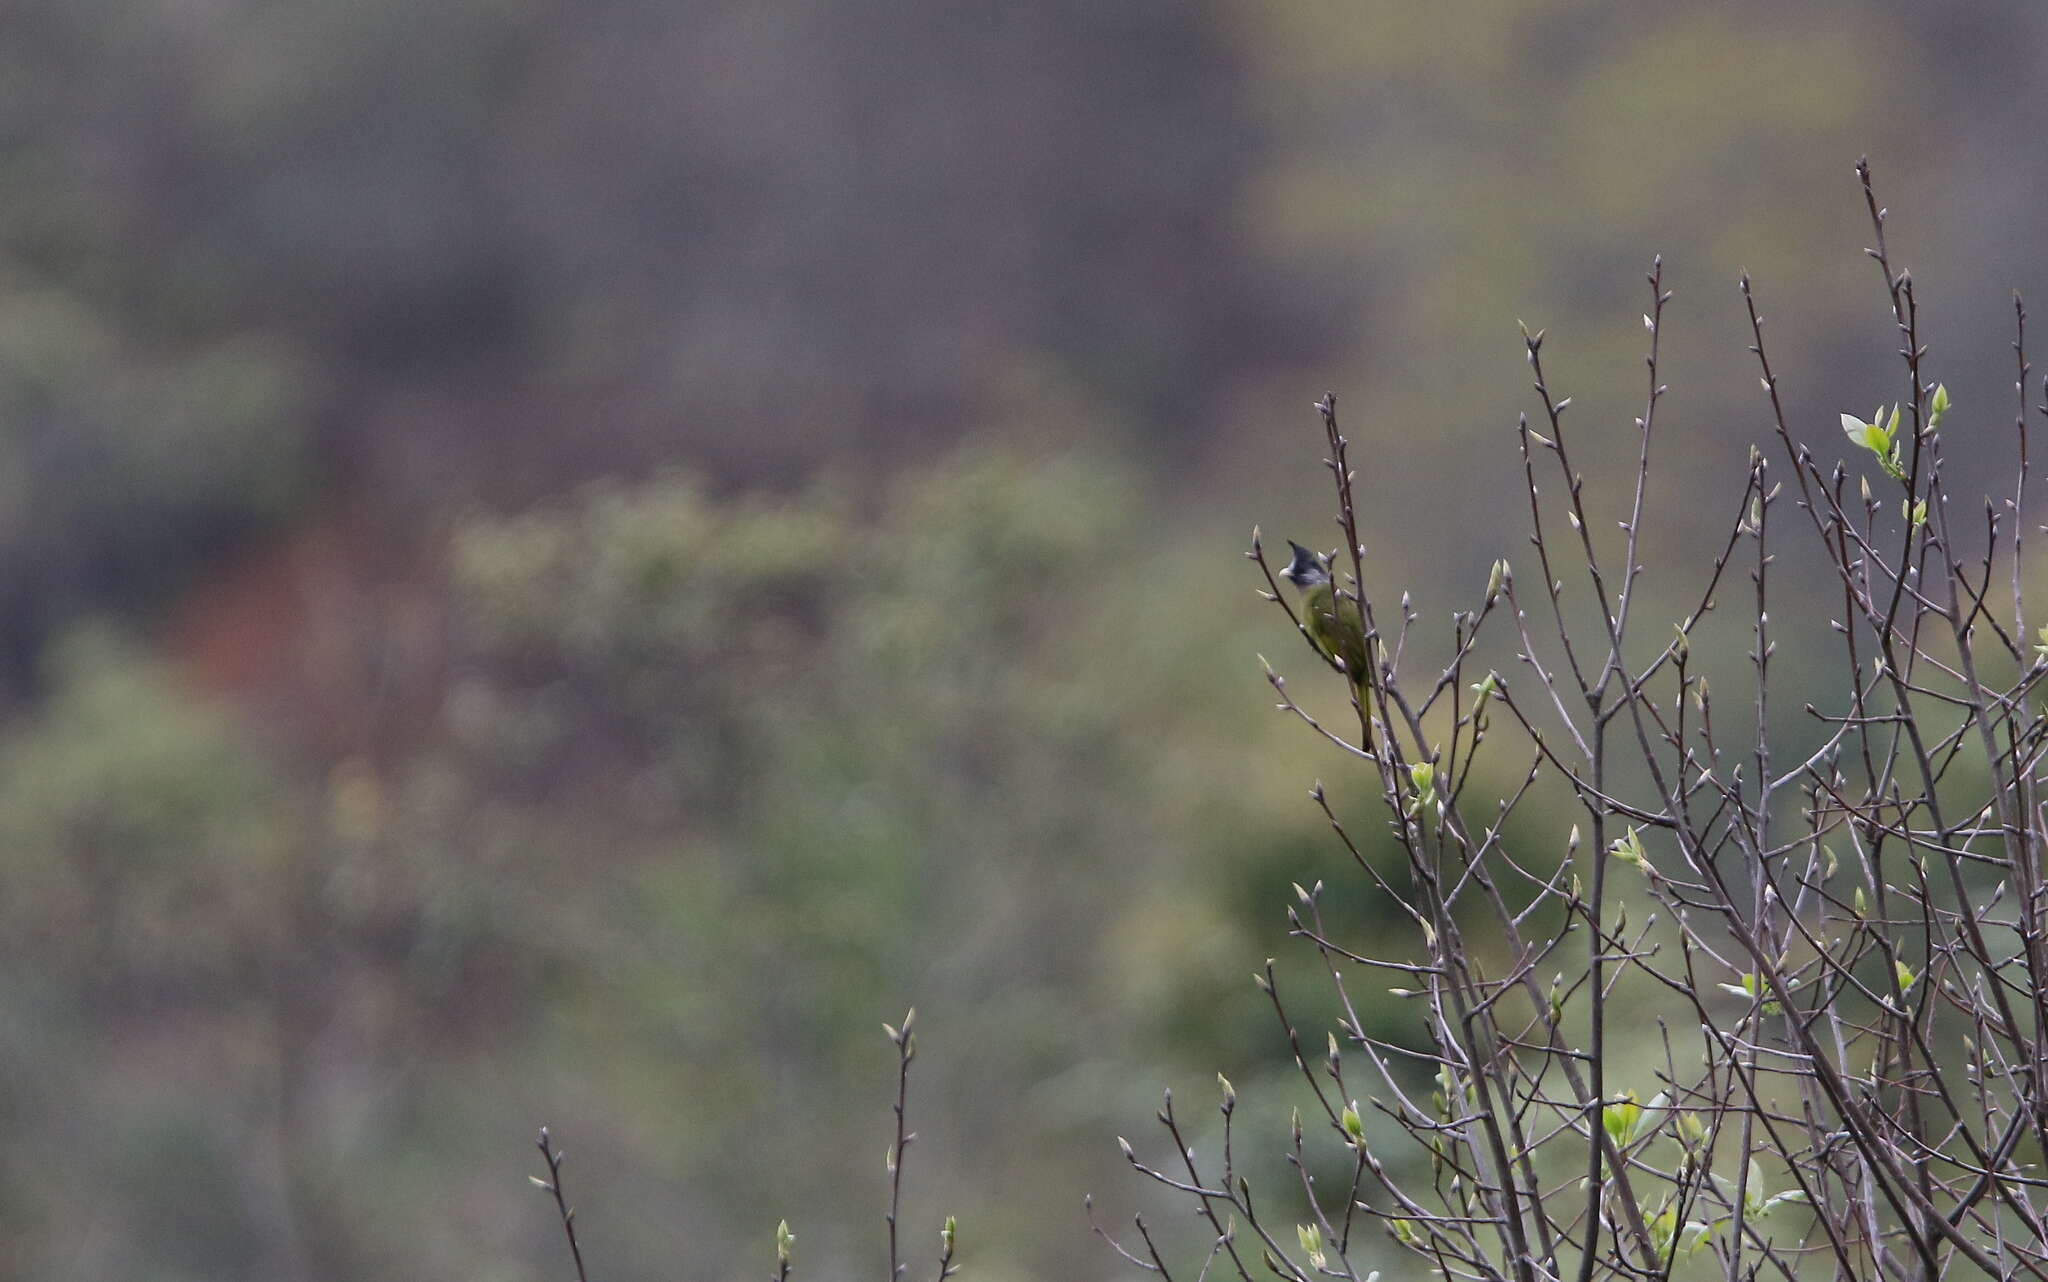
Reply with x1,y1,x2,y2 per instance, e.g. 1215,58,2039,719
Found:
0,628,294,986
0,285,312,660
1,438,1413,1280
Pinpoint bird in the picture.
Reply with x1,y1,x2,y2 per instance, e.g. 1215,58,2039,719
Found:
1278,539,1373,715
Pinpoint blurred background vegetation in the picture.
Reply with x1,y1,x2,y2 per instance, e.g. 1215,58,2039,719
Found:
3,1,2048,1278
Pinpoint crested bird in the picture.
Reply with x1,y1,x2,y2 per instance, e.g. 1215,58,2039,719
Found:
1279,540,1373,746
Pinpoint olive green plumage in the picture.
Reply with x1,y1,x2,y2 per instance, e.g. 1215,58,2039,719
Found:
1280,540,1369,689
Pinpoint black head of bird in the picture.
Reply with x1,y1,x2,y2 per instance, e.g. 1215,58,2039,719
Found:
1279,540,1330,588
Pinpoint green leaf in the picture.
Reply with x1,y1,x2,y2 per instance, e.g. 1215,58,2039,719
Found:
1602,1090,1642,1147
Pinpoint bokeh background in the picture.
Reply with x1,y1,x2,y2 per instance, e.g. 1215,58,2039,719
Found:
5,2,2048,1278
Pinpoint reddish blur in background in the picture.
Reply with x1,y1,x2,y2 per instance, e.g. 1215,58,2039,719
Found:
2,3,2046,1279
